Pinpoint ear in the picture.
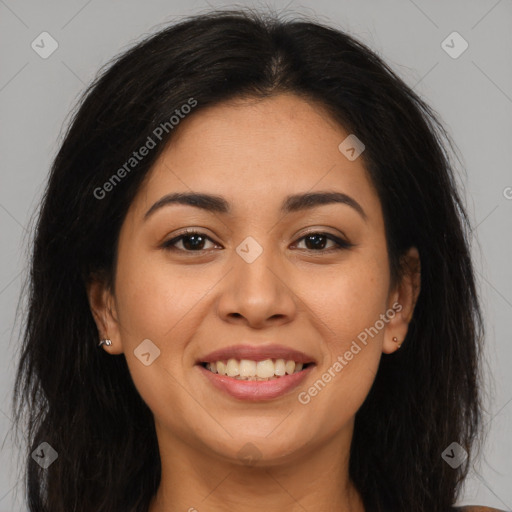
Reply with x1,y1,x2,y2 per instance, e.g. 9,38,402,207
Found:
382,246,421,354
86,275,124,354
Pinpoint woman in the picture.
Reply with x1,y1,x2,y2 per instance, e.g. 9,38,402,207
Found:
10,8,504,512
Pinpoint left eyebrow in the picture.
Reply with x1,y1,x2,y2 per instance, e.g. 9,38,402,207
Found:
143,191,367,221
280,191,367,221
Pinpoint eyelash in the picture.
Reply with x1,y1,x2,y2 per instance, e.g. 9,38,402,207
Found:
161,229,354,254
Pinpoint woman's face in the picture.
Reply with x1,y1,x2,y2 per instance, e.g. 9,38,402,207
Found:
90,92,418,467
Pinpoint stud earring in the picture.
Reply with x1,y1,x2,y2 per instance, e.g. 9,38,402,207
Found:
392,336,402,349
98,339,112,347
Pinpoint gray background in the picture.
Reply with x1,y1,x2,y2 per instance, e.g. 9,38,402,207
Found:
1,0,511,510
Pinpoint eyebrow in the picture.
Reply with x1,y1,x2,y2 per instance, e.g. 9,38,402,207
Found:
144,191,367,221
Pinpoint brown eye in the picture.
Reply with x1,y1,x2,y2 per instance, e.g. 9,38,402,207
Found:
294,232,353,252
162,230,218,252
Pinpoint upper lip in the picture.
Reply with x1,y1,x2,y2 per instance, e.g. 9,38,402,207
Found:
197,344,316,364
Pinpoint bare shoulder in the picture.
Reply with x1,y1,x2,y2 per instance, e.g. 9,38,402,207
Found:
454,506,508,512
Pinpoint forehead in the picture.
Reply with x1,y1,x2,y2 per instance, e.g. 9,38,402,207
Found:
133,93,380,219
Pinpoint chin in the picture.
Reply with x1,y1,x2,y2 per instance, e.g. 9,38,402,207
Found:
210,434,306,467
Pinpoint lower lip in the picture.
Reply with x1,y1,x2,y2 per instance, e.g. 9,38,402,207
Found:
197,364,315,401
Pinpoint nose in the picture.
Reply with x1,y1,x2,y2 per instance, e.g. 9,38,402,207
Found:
215,241,297,329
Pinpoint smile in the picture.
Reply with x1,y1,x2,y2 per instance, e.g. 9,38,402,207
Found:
197,358,315,401
202,358,311,380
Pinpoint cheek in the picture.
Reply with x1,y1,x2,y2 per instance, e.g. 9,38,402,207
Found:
298,253,389,410
112,254,207,422
304,254,390,344
113,249,207,349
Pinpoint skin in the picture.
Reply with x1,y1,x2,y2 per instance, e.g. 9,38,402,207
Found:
88,92,421,512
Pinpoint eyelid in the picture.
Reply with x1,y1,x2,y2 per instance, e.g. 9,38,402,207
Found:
161,228,354,253
161,228,220,251
292,230,354,251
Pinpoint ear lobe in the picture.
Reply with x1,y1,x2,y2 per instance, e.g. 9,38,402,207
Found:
86,276,123,354
382,247,421,354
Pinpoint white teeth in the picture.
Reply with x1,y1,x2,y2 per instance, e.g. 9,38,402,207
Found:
285,360,296,375
256,359,275,378
274,358,286,376
204,358,309,379
226,358,239,377
239,359,257,377
216,361,227,375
